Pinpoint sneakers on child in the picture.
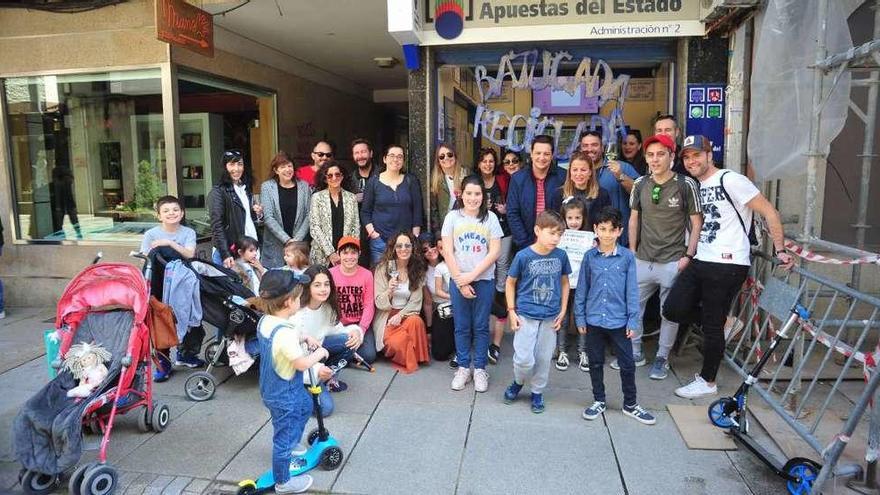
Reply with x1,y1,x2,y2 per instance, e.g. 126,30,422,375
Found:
578,351,590,372
675,374,718,399
474,369,489,393
153,354,172,383
451,368,472,391
487,344,500,365
623,404,657,425
503,381,523,404
327,378,348,393
555,351,569,371
582,401,606,420
648,357,669,380
610,353,647,370
0,310,5,319
530,393,545,414
448,355,459,370
174,353,206,369
292,443,307,456
275,474,313,494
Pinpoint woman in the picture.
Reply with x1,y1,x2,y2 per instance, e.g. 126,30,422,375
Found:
621,129,648,176
309,162,359,266
501,150,523,177
441,176,502,393
552,151,611,227
260,151,310,269
373,231,430,373
428,143,465,239
292,265,365,416
209,149,263,269
473,148,512,364
362,144,424,265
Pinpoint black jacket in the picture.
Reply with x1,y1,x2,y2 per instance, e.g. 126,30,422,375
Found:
209,182,256,260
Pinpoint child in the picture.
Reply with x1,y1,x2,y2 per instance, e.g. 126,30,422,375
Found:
249,270,331,494
282,242,309,276
503,211,571,413
575,206,656,425
424,237,456,365
236,236,266,294
556,199,591,373
140,196,199,381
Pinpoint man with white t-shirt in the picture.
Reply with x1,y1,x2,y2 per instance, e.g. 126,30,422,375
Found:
664,135,793,399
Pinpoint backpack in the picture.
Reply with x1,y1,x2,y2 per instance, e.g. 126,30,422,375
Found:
718,171,760,246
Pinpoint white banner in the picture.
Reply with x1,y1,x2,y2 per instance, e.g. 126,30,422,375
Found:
558,229,596,288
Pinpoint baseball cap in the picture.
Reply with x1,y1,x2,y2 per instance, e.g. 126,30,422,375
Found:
642,134,676,154
259,270,310,299
337,236,361,251
680,135,712,155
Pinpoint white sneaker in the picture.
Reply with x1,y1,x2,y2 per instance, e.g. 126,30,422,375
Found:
474,369,489,393
292,443,307,456
578,351,590,372
555,351,569,371
0,311,5,319
451,368,472,391
675,374,718,399
275,474,313,494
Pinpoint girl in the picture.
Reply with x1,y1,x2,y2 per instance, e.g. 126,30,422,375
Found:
557,151,611,228
373,231,430,373
235,236,266,294
248,270,330,494
428,143,465,239
442,176,503,393
282,242,310,276
555,199,591,373
423,236,455,363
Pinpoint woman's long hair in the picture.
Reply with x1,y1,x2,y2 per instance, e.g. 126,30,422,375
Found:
218,154,253,187
452,175,489,222
430,142,463,199
300,264,340,325
375,231,426,290
562,151,599,199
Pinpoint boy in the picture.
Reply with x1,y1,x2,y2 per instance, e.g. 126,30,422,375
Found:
503,211,571,413
140,196,202,381
576,207,656,425
329,236,377,364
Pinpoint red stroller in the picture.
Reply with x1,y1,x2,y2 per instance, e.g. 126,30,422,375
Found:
13,262,171,495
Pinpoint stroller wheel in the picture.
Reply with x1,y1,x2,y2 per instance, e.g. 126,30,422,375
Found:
708,398,737,429
204,340,226,367
151,401,171,432
68,462,93,495
137,405,151,433
80,464,117,495
783,457,821,495
307,427,324,446
20,469,60,495
185,371,216,402
319,446,344,470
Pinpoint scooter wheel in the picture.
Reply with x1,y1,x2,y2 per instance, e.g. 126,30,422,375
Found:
237,480,257,495
783,457,821,495
185,371,216,402
21,470,60,495
320,446,344,470
708,398,736,429
307,427,323,446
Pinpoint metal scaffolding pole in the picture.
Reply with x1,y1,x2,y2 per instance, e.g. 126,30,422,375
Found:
803,0,829,244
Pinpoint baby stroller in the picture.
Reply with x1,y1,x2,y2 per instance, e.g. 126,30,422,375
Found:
181,257,260,402
12,262,170,495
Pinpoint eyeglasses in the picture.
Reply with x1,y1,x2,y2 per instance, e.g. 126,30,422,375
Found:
503,158,520,165
651,185,662,205
395,243,412,249
313,151,333,158
223,150,243,163
438,152,455,160
325,172,343,179
386,154,404,160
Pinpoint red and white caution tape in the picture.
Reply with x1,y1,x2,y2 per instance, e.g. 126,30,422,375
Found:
785,239,880,265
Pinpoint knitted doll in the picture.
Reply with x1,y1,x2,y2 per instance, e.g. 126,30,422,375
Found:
63,342,112,398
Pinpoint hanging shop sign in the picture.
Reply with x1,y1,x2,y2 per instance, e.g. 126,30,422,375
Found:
418,0,704,44
156,0,214,58
685,83,725,163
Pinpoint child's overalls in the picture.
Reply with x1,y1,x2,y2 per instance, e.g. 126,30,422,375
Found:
259,323,311,485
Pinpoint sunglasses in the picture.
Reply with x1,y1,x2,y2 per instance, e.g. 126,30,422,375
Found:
313,151,333,158
651,185,662,205
223,150,243,162
325,172,343,179
503,157,520,165
395,243,413,249
438,152,455,160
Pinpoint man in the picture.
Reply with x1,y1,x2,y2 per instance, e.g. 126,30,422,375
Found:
579,131,640,246
350,138,377,267
653,114,687,175
297,140,334,188
506,135,567,249
665,135,793,399
619,134,701,379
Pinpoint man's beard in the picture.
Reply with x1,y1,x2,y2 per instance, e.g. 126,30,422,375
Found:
358,160,371,169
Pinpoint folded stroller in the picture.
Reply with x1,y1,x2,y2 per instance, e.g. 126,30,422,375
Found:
12,262,170,495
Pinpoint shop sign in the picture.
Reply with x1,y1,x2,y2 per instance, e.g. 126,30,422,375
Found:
686,83,725,162
418,0,704,44
156,0,214,57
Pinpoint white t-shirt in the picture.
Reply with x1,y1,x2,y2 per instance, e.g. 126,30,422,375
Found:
695,169,760,266
433,262,451,304
233,182,258,240
444,175,456,211
441,209,503,282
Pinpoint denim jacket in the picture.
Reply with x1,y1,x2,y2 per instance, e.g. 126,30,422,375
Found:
573,245,639,330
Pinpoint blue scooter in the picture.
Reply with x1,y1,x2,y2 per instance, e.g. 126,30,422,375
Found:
237,360,346,494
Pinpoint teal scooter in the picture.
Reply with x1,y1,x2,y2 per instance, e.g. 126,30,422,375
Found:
237,361,346,494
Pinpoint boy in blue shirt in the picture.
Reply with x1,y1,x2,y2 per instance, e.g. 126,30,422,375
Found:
503,211,571,413
575,206,655,425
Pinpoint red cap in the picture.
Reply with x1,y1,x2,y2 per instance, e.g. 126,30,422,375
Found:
337,236,361,251
642,134,677,154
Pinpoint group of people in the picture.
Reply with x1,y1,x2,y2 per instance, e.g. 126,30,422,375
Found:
139,118,793,493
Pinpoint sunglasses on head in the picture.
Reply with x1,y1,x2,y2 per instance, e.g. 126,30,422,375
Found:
313,151,333,158
438,152,455,160
503,157,520,165
651,185,662,205
223,150,243,162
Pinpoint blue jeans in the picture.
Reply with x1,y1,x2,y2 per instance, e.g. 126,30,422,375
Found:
323,333,355,369
356,329,377,364
266,402,309,484
369,237,387,266
451,279,494,369
585,325,637,407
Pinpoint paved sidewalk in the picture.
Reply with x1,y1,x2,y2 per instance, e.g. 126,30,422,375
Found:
0,307,816,494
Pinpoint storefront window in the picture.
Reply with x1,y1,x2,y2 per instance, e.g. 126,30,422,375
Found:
4,69,166,242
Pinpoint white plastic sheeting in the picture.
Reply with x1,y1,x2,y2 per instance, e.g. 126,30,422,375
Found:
748,0,855,181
